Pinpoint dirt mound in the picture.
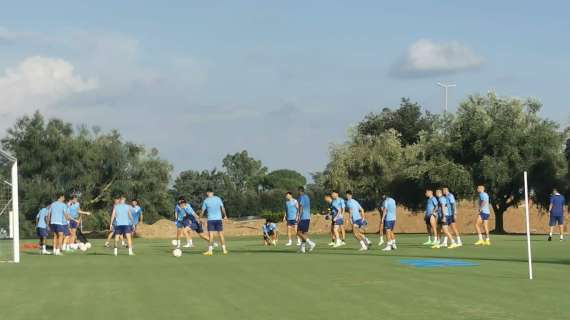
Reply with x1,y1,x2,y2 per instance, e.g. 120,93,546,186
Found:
135,201,558,239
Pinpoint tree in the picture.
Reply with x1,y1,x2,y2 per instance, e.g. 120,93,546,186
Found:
448,93,567,232
357,98,436,145
1,111,173,231
222,150,267,193
263,169,306,191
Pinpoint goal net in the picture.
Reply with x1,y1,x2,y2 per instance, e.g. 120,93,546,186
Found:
0,150,19,263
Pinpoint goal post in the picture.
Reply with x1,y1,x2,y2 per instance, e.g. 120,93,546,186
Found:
0,149,19,263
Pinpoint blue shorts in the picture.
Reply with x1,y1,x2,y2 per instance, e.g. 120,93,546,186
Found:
353,219,366,228
443,215,454,226
384,220,396,230
190,221,204,233
480,213,490,221
50,224,65,233
37,227,48,238
114,225,133,235
298,219,310,233
550,215,564,226
333,218,344,226
69,219,79,229
287,219,297,226
176,220,192,229
207,220,223,232
425,216,432,225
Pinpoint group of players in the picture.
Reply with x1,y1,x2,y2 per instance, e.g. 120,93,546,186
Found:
35,185,567,256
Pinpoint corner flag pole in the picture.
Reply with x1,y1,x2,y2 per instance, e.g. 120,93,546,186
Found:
523,171,533,280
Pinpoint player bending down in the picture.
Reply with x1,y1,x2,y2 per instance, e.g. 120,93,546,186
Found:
548,188,565,242
262,220,278,246
202,189,228,256
424,189,439,246
474,185,491,246
110,196,135,256
296,187,315,253
381,194,397,251
346,191,371,251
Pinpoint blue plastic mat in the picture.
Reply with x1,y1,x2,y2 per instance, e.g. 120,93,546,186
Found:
400,259,479,268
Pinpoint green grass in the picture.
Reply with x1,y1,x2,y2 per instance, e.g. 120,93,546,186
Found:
1,234,569,320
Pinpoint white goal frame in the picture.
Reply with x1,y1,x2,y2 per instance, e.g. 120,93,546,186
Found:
0,149,19,263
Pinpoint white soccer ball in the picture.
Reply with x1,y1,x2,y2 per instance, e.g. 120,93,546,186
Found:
78,243,87,252
85,242,92,249
172,248,182,257
171,239,178,246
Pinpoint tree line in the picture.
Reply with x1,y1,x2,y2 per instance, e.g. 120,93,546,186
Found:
2,92,568,235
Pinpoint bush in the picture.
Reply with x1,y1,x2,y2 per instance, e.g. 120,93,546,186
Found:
259,210,282,223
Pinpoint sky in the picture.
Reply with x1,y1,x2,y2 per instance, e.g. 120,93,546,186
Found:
0,1,569,177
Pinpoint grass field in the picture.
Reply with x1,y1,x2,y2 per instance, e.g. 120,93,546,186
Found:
1,234,569,320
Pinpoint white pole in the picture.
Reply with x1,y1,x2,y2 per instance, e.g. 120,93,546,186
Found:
444,86,448,113
11,161,20,263
523,171,533,280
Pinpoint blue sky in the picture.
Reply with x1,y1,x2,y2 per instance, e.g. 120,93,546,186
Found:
1,1,568,176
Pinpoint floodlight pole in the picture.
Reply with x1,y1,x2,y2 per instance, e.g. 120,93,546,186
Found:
436,82,456,113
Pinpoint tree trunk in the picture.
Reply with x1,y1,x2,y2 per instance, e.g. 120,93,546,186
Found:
492,205,505,234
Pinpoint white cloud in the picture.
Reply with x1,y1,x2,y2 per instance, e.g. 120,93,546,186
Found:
0,56,98,114
392,39,484,77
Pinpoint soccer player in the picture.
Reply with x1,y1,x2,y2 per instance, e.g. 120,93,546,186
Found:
331,190,346,246
36,203,51,255
297,187,315,253
474,185,492,246
381,194,397,251
67,195,91,248
377,200,386,246
262,220,278,246
548,188,566,241
283,192,299,246
177,198,212,248
443,187,462,246
174,198,194,248
423,189,439,246
104,198,122,248
435,189,458,249
346,191,370,251
110,196,135,256
131,199,143,235
202,189,228,256
46,193,70,256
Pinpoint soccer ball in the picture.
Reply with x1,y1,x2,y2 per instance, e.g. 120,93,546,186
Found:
78,243,87,252
70,243,78,250
172,248,182,257
171,239,178,246
85,242,92,249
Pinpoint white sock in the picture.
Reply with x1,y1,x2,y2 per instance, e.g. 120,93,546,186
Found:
485,237,490,241
549,231,553,236
208,245,213,252
443,237,448,245
451,238,456,244
360,240,366,248
307,239,315,246
222,245,227,251
128,248,133,254
478,234,483,241
427,236,431,242
561,234,564,239
457,236,462,243
187,239,193,246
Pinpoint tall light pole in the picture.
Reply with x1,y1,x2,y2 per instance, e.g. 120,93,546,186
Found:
436,82,456,113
